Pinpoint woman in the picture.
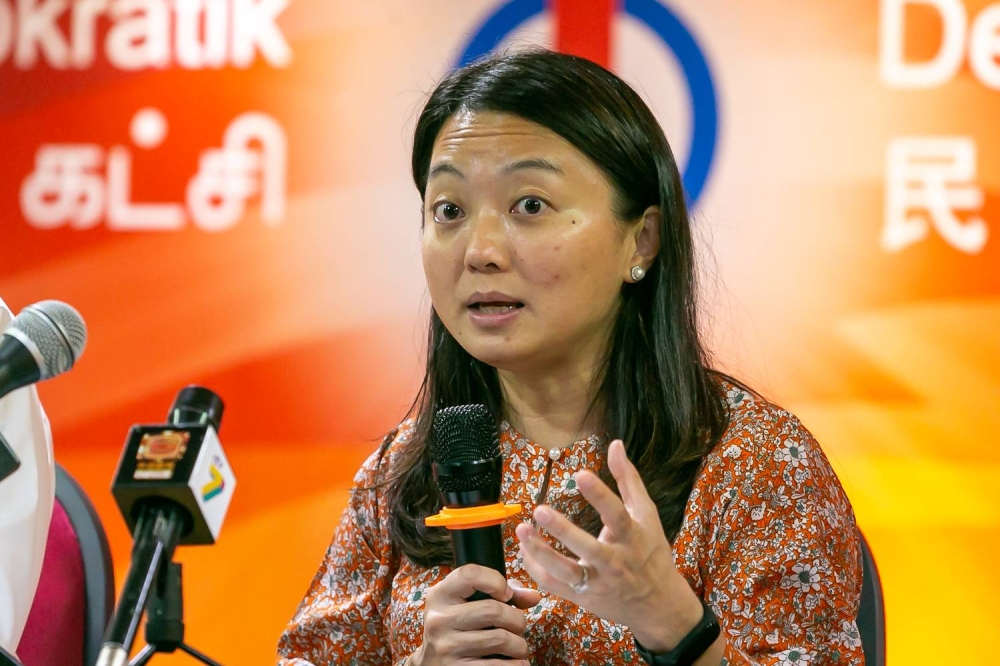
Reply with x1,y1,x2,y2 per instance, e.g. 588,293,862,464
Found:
278,50,862,665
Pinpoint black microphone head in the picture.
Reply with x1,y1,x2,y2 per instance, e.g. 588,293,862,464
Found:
168,386,224,432
7,300,87,379
431,404,501,500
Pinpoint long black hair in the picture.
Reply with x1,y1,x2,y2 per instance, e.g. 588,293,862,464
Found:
384,49,730,567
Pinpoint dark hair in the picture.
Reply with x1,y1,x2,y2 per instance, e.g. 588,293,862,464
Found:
384,49,729,567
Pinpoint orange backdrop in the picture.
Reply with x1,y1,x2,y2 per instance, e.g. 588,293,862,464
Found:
2,1,999,663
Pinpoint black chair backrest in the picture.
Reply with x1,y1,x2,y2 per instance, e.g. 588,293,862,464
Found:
54,464,115,666
857,530,886,666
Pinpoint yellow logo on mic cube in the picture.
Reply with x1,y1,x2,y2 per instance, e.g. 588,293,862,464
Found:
201,464,225,501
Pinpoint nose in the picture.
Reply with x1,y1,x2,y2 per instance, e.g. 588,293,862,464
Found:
464,208,509,274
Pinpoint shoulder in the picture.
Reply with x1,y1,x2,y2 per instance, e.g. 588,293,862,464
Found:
682,380,859,570
351,418,419,488
346,418,419,523
339,419,420,558
695,380,850,514
712,381,815,467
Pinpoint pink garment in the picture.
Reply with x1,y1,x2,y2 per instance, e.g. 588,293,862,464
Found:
17,500,85,666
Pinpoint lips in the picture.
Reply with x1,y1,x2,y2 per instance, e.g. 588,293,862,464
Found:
469,301,524,314
465,291,525,312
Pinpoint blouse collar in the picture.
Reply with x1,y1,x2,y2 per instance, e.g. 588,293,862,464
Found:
499,420,607,460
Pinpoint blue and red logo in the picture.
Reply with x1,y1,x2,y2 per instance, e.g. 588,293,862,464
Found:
458,0,719,206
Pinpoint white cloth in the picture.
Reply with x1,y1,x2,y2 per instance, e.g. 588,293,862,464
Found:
0,297,54,656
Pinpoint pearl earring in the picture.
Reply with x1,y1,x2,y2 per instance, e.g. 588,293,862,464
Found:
630,265,646,282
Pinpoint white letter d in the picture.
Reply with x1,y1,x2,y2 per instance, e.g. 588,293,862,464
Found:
881,0,966,88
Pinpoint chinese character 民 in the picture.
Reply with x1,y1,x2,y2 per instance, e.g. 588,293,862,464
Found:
883,136,987,254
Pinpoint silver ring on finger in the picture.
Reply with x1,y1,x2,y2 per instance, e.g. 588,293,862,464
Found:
569,560,590,593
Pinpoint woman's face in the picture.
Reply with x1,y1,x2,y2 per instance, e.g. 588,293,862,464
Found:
421,110,647,376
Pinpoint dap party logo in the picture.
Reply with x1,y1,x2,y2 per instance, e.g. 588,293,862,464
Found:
457,0,719,206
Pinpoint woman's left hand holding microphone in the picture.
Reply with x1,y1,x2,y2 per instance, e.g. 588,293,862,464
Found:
514,439,706,653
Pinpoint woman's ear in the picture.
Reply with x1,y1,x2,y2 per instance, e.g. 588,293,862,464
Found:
628,206,661,275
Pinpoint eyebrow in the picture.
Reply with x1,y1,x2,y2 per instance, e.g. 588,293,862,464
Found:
428,163,465,180
426,158,565,180
500,158,564,176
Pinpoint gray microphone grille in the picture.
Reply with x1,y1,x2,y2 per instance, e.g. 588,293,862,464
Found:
12,300,87,379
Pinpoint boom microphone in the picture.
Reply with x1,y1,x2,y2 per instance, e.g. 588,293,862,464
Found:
97,386,236,665
425,404,521,602
0,299,86,483
0,299,87,400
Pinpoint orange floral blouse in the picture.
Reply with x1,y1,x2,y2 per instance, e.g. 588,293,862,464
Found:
277,385,863,665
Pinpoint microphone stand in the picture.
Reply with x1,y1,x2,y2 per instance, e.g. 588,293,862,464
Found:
130,561,221,665
95,503,222,666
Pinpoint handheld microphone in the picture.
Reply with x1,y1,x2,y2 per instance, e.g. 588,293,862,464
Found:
0,299,87,400
0,299,86,483
425,404,521,602
97,386,236,665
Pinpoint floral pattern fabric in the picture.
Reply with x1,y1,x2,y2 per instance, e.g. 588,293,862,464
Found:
278,385,863,665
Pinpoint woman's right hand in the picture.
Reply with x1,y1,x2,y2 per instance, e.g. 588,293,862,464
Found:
410,564,542,666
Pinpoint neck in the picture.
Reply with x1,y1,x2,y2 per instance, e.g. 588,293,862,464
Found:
498,361,604,450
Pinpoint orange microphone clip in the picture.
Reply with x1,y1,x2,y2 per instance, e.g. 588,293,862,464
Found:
425,503,522,531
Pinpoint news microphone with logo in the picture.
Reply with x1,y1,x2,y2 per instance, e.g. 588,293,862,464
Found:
425,404,521,602
0,299,86,483
96,386,236,666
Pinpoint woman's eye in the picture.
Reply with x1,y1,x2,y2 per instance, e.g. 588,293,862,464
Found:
512,197,548,216
432,202,464,223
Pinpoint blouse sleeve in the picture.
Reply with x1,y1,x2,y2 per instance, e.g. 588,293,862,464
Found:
686,394,864,666
277,440,401,665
